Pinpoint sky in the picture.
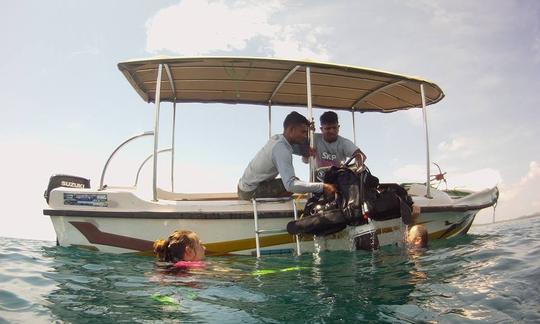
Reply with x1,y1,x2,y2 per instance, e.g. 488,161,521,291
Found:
1,0,539,241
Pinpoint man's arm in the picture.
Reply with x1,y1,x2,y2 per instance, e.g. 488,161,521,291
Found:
272,143,323,193
291,141,309,157
341,136,367,166
301,147,316,164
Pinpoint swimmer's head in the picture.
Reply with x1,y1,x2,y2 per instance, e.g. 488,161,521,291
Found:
153,230,206,262
407,225,428,248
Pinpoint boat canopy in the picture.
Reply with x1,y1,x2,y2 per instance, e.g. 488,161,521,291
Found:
118,56,444,113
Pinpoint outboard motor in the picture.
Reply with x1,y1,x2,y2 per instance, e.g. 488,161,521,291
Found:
44,174,90,203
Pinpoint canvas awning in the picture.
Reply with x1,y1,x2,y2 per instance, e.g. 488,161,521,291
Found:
118,56,444,112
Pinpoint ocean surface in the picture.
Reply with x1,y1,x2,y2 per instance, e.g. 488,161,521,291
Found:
1,216,539,323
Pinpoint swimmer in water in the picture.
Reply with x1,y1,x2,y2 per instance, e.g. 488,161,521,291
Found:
407,225,428,249
153,230,206,263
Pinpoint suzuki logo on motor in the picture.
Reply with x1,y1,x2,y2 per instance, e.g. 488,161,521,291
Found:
61,181,85,188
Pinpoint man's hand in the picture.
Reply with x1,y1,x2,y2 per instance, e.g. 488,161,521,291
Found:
323,183,336,197
354,151,366,170
355,157,365,170
302,147,317,164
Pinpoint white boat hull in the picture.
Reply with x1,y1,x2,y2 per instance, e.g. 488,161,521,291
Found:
44,185,499,255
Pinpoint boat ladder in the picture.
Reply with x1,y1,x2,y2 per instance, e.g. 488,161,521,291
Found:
251,197,301,257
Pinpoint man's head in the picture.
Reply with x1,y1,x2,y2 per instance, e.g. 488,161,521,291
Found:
407,225,428,249
320,111,339,143
283,111,310,144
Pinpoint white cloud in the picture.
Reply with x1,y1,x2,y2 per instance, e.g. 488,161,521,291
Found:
502,161,540,201
521,161,540,183
446,168,501,191
145,0,330,61
438,137,465,153
393,164,426,183
267,25,330,61
436,136,474,161
476,161,540,223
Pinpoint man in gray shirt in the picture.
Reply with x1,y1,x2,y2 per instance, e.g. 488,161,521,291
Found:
238,111,336,200
303,111,367,168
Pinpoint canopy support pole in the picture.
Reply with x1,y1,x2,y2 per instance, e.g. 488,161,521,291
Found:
164,64,177,193
351,108,357,145
268,101,272,139
420,83,432,199
351,80,406,109
306,66,315,182
267,65,300,140
152,64,163,201
171,102,176,192
269,65,300,101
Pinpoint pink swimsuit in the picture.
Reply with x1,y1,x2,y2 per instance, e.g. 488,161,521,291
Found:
173,261,206,269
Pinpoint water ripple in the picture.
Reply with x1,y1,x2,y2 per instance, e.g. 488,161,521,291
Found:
1,216,540,322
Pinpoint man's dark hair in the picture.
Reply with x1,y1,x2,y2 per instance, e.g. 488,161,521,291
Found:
283,111,310,129
320,111,338,125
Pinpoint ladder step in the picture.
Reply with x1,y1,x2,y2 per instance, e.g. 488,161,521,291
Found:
252,197,300,257
253,197,292,202
256,229,288,234
251,248,294,256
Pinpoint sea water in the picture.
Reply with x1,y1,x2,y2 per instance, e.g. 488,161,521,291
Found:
1,216,539,323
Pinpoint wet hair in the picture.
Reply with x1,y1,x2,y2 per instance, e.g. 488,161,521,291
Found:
320,111,338,125
153,230,198,262
283,111,310,130
409,225,428,248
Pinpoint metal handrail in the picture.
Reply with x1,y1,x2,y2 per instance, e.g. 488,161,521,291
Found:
99,131,154,190
134,148,172,188
420,84,432,198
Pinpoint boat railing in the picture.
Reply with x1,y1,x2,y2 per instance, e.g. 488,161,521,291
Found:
99,131,154,190
134,148,172,188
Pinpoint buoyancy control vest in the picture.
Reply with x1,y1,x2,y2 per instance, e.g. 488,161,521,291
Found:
286,166,414,236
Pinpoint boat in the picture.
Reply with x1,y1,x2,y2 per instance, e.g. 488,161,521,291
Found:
43,57,499,255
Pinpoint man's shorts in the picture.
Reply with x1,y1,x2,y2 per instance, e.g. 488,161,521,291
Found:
237,178,292,200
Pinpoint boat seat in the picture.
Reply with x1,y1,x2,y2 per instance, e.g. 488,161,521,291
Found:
156,188,239,201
